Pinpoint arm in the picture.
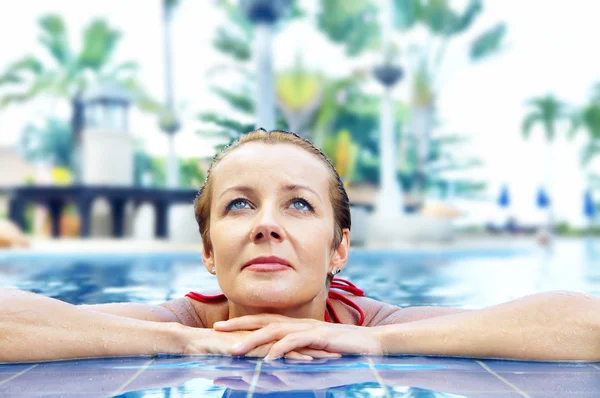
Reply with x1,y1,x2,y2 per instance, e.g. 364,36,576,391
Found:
377,291,600,361
80,298,201,326
352,295,471,326
0,288,187,362
228,291,600,362
0,289,333,362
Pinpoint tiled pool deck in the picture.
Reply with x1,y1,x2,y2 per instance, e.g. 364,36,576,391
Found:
0,355,599,397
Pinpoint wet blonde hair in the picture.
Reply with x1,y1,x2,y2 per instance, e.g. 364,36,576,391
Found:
194,128,351,255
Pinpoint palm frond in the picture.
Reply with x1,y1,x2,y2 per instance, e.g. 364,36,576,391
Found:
213,27,252,61
521,113,540,139
78,19,121,70
198,112,255,135
393,0,421,31
470,23,506,61
103,61,139,81
581,140,600,166
0,56,44,86
38,14,72,65
210,87,254,114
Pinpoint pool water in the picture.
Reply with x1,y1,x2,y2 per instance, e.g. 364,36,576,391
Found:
1,239,599,397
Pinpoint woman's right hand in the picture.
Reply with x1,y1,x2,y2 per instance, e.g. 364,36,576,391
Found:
178,326,340,361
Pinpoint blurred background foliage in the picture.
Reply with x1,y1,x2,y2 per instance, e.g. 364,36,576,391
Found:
197,0,506,201
4,0,600,215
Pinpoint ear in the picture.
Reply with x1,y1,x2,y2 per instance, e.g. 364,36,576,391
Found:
329,228,350,273
202,244,215,274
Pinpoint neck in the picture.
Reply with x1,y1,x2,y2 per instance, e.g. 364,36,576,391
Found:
227,289,328,321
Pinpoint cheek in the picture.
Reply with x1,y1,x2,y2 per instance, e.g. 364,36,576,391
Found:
291,222,332,260
211,216,254,259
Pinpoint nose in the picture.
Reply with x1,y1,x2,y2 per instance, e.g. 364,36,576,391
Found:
250,207,285,243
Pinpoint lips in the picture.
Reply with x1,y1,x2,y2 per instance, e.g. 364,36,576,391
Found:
243,256,292,272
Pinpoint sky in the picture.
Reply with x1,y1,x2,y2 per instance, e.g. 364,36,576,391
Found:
0,0,599,227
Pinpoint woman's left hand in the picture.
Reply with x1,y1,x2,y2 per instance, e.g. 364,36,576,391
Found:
223,319,385,360
213,313,321,332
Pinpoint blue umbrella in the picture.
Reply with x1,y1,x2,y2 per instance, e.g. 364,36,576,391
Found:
536,187,550,208
584,190,595,219
498,185,510,208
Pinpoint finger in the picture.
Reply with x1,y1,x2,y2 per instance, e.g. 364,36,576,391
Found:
284,351,313,361
229,324,306,355
245,342,274,358
265,332,330,361
214,315,277,331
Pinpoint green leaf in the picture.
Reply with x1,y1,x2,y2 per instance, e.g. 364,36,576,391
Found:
521,113,539,139
1,56,44,82
213,27,251,61
522,95,570,142
38,14,72,65
104,61,139,81
453,0,483,34
78,19,121,70
393,0,421,30
163,0,182,9
420,0,482,36
317,0,380,56
19,118,73,168
0,72,22,85
470,23,506,61
198,112,255,135
581,140,600,166
211,87,254,114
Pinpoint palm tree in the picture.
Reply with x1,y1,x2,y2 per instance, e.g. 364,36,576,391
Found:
318,0,506,205
522,94,572,226
570,85,600,166
522,95,571,142
0,14,158,179
161,0,182,188
569,86,600,210
406,0,505,202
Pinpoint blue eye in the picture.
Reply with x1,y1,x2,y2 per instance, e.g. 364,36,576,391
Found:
227,199,251,211
290,198,313,212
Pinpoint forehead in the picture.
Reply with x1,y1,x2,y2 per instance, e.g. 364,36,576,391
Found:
212,142,331,193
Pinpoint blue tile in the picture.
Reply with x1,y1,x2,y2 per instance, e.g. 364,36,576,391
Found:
482,359,598,373
0,359,145,396
0,356,597,397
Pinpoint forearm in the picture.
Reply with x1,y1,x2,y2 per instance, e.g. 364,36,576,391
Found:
375,291,600,361
0,289,186,362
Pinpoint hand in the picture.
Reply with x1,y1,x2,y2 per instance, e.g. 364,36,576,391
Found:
213,313,321,332
214,315,341,360
178,326,338,361
226,322,384,360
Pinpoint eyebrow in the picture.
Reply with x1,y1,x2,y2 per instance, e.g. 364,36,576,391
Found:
218,184,323,204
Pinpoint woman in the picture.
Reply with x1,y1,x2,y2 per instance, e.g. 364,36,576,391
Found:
1,129,599,362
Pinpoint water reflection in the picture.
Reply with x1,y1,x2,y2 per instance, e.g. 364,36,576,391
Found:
0,355,537,397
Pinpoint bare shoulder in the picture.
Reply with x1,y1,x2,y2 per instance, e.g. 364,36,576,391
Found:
163,297,229,328
333,295,471,326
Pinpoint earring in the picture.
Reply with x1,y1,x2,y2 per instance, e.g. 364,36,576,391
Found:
331,268,341,275
211,266,216,274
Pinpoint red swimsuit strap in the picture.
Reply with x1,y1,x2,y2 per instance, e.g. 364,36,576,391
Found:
185,277,365,326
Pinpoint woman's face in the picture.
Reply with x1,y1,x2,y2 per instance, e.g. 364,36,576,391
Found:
202,142,349,312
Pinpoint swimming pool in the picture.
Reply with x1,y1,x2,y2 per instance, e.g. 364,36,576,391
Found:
1,239,599,397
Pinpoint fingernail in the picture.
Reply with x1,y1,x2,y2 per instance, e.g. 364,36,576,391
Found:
231,343,242,351
213,321,225,326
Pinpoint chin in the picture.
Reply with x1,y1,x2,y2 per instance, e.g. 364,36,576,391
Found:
235,281,313,309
